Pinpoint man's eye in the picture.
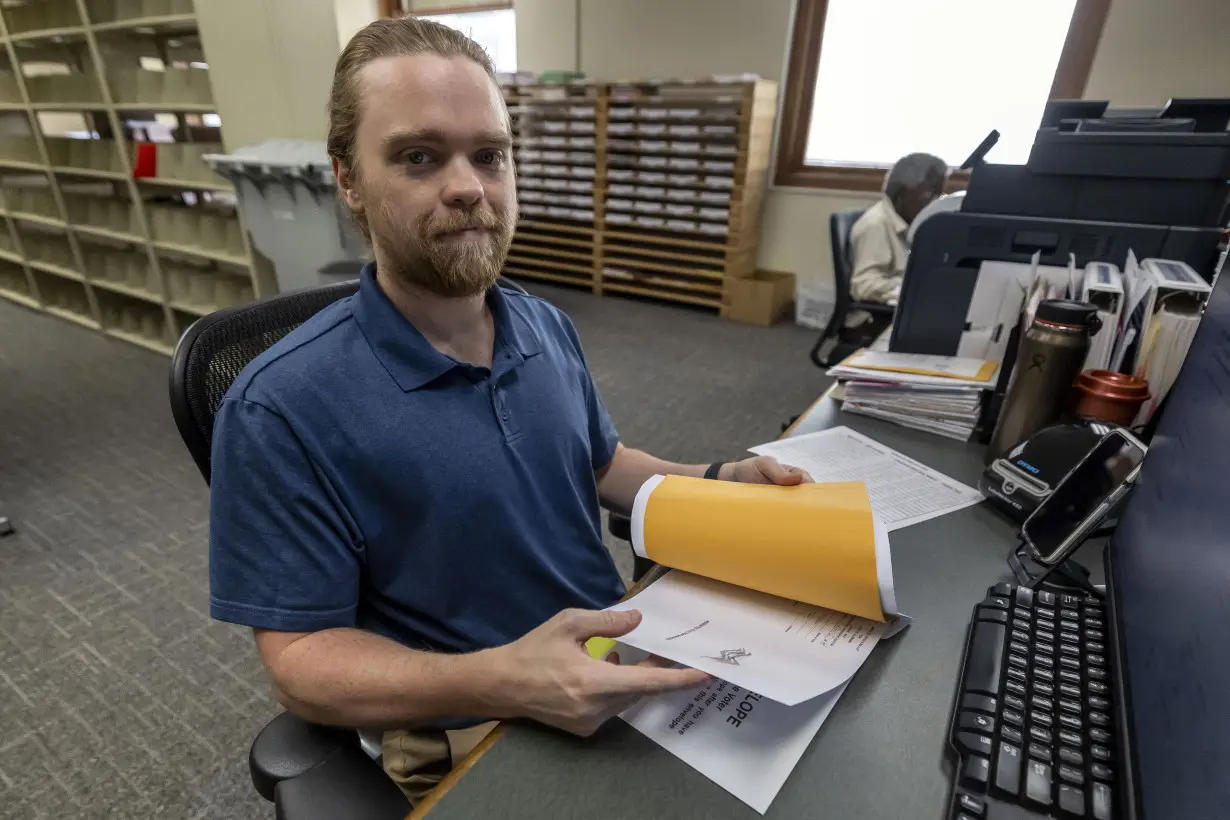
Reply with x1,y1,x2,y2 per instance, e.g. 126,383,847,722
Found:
477,149,504,166
405,150,429,165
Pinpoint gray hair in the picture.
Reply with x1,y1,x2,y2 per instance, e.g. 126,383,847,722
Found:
883,153,947,198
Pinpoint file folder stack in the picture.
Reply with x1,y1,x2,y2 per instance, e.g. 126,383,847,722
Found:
829,351,999,441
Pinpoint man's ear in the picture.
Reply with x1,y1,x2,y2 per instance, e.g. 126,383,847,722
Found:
332,156,364,214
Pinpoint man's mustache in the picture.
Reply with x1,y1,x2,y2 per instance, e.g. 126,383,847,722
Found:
428,211,503,237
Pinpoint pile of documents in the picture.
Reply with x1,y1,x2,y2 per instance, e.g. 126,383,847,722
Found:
827,350,999,441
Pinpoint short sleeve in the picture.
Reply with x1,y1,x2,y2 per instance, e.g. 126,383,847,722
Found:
556,312,620,470
849,216,900,302
208,397,360,633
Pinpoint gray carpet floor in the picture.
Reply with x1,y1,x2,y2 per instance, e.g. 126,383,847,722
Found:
0,282,828,819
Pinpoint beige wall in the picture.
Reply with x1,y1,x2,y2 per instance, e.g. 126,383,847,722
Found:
514,0,577,72
1084,0,1230,106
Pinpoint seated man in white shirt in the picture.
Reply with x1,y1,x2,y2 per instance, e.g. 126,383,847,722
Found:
843,152,948,344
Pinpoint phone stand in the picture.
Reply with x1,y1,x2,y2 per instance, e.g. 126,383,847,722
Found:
1008,539,1104,597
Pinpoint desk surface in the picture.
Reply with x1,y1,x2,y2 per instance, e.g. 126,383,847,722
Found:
421,396,1105,820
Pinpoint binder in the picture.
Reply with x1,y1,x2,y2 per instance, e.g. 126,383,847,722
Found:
1080,262,1124,371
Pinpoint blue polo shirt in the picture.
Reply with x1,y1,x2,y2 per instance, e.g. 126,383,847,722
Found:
208,265,626,654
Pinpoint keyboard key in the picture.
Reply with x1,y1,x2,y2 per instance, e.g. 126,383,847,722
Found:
1092,781,1112,820
1028,741,1051,761
1012,627,1031,642
1060,643,1081,657
1003,694,1025,712
1059,670,1081,685
1090,711,1110,728
1059,784,1086,816
962,754,991,789
1060,593,1082,606
1088,667,1108,681
1003,709,1024,728
1008,653,1028,670
990,582,1013,597
957,792,986,816
1036,640,1055,656
1037,629,1056,643
1091,744,1111,762
1034,682,1054,699
1030,725,1053,745
1059,698,1082,715
962,694,998,714
1031,695,1054,712
1083,595,1102,608
1088,641,1105,653
1015,587,1035,608
1058,729,1082,747
1084,617,1102,628
1035,654,1054,669
1058,713,1083,732
1014,606,1032,621
1091,763,1113,782
1037,617,1056,631
1010,640,1029,656
1088,654,1106,666
960,712,996,735
1060,683,1082,698
983,597,1010,610
1037,590,1056,606
1059,746,1083,766
1060,656,1081,671
994,741,1023,797
962,621,1005,695
977,607,1009,624
1089,727,1111,744
1025,759,1053,808
1058,764,1085,785
1006,680,1027,697
1031,710,1053,728
1087,628,1105,641
1008,667,1027,684
1035,667,1055,683
1001,725,1023,745
1088,695,1110,711
957,731,993,757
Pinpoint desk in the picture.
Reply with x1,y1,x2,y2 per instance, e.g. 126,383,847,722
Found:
418,395,1105,820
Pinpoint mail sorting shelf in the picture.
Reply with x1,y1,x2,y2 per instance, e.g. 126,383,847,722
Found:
0,0,262,355
501,78,777,315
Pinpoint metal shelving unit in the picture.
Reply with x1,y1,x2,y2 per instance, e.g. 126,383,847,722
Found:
0,0,259,355
504,77,777,315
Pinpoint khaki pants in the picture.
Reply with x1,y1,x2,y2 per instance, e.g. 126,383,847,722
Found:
382,722,499,805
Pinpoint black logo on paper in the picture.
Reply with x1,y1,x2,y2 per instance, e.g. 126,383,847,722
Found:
705,648,752,666
1028,354,1047,372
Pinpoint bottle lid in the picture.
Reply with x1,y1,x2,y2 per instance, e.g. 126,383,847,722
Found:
1035,299,1100,328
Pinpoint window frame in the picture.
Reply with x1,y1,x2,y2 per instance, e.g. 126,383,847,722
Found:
382,2,512,16
774,0,1112,191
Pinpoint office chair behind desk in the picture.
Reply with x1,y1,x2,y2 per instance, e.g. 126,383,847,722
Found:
809,208,896,368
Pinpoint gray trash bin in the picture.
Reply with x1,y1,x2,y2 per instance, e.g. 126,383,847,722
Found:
205,139,368,293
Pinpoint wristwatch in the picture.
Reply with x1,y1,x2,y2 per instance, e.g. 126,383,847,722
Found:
704,462,725,481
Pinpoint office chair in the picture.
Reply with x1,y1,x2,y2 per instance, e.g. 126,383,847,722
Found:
169,276,642,819
808,208,896,368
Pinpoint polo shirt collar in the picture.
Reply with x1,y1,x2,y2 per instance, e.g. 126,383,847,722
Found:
353,263,541,392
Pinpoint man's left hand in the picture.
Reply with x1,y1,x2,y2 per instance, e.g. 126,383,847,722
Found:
718,456,813,485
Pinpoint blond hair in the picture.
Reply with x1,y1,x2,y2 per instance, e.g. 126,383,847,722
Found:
326,15,497,172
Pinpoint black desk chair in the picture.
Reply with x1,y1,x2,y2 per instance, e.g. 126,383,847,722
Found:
809,208,896,368
169,277,642,819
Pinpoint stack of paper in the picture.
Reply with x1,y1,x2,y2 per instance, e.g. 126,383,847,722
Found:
827,350,998,441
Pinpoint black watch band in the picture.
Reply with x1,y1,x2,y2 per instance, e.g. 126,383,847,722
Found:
704,462,725,481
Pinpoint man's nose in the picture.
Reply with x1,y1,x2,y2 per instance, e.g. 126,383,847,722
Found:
441,157,483,208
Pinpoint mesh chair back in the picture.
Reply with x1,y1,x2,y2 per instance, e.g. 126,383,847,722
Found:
169,281,360,484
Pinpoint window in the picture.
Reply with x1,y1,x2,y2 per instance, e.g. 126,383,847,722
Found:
776,0,1111,189
426,8,517,73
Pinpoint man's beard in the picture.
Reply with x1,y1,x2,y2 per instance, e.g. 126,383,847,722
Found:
365,191,516,298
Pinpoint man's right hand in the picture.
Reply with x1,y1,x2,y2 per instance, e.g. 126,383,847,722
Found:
482,608,710,737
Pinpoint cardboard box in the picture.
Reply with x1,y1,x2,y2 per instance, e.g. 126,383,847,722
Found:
727,270,795,326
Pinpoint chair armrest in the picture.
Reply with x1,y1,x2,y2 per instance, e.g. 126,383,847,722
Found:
274,743,410,820
249,711,358,802
608,513,631,542
851,300,896,317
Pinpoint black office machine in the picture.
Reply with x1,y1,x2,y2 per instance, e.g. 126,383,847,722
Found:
944,251,1230,819
891,98,1230,360
981,422,1113,523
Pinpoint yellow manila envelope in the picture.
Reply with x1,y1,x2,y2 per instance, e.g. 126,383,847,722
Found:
630,475,887,622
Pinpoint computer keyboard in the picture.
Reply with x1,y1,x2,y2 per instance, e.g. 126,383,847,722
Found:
947,583,1116,819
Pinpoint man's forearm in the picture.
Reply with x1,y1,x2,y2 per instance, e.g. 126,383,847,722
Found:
596,445,718,515
261,627,507,730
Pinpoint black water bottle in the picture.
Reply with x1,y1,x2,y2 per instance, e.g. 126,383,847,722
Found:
988,300,1102,460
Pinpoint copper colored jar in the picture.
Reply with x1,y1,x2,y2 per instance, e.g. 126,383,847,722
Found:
1073,370,1150,426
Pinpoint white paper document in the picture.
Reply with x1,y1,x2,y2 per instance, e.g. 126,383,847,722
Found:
607,564,906,707
749,427,983,530
622,673,849,814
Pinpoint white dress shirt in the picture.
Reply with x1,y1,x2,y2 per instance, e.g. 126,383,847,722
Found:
845,196,909,327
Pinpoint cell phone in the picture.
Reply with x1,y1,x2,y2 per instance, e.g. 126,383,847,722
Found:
1020,428,1148,566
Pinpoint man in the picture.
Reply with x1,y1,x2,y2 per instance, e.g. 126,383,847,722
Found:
208,16,811,804
844,152,948,343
